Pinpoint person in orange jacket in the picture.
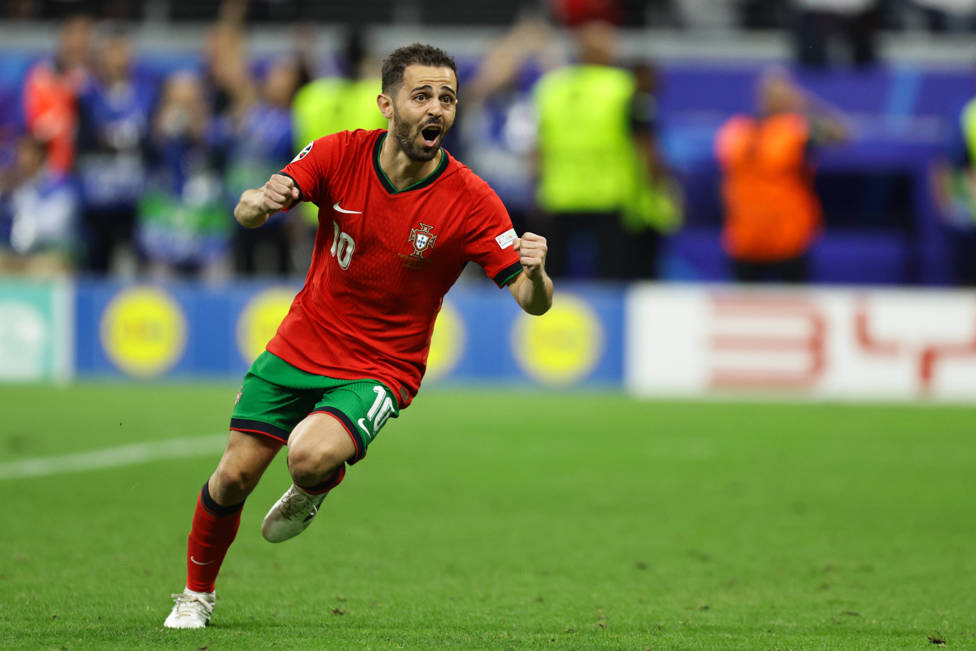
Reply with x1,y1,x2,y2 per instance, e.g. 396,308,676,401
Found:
21,14,93,175
715,68,848,283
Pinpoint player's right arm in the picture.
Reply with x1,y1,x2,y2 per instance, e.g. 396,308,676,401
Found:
233,173,300,229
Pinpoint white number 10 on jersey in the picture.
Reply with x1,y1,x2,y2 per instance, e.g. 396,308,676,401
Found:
331,221,356,270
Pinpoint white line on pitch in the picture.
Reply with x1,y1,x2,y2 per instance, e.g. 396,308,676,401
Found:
0,434,228,480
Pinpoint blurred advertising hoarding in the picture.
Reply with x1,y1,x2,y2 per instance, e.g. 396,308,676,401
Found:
5,278,976,401
627,285,976,401
70,280,624,388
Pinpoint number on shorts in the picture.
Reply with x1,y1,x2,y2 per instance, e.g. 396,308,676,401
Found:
367,385,395,432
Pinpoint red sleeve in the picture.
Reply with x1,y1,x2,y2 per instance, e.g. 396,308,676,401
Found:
278,131,348,206
464,189,523,288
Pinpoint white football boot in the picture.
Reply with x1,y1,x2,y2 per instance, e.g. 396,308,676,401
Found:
261,484,328,543
164,588,215,629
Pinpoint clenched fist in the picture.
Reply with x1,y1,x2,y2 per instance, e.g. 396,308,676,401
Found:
260,174,300,213
234,173,300,228
514,232,548,280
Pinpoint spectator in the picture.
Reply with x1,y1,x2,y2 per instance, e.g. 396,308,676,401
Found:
792,0,881,69
621,60,682,278
219,55,305,276
21,13,93,174
715,68,848,283
550,0,624,25
932,73,976,285
0,135,79,276
201,20,247,120
75,25,156,275
290,28,386,229
292,29,385,145
138,72,230,281
532,20,680,279
459,17,553,236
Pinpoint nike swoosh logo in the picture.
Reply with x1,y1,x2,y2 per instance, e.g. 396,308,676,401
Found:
333,202,362,214
190,556,216,566
356,418,372,441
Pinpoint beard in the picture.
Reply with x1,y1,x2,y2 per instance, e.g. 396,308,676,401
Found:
391,103,444,163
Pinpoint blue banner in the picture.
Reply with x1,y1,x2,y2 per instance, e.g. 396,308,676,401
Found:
72,279,624,388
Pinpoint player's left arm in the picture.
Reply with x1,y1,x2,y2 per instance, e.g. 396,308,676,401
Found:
507,232,553,315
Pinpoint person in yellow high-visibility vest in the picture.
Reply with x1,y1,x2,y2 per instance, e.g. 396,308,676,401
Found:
933,87,976,285
291,30,387,226
532,21,680,280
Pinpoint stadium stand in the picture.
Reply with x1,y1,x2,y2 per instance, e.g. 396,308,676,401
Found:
1,1,976,284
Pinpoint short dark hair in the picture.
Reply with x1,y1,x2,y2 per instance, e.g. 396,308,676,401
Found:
381,43,458,94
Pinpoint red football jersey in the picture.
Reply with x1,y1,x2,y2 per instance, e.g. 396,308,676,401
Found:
268,129,522,406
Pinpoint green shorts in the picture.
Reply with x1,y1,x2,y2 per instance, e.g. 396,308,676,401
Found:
229,351,400,464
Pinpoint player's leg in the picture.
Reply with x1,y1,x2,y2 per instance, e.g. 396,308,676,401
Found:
262,380,399,542
167,351,323,627
165,431,281,629
260,413,354,543
189,431,282,586
287,411,357,488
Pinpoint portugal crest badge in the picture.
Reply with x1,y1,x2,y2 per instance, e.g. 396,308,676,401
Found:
408,223,437,259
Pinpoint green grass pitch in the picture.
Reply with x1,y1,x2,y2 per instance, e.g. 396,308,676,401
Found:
0,383,973,649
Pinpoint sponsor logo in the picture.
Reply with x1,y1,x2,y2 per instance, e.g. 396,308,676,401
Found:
332,202,362,214
235,287,297,364
628,287,976,401
512,294,603,385
357,418,373,443
495,229,517,250
408,223,438,259
853,295,976,394
291,141,313,162
707,295,825,390
425,299,465,382
190,556,216,566
100,287,187,378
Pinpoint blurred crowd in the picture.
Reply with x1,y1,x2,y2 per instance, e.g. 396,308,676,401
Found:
0,14,320,280
6,0,976,33
0,7,680,282
2,0,976,284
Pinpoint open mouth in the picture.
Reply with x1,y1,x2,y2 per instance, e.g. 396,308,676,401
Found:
420,125,442,147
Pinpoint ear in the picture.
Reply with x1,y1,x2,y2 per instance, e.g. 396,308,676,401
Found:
377,93,394,120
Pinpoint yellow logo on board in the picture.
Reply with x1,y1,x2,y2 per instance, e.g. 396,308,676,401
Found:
100,286,187,377
512,294,603,385
236,287,297,363
425,299,465,382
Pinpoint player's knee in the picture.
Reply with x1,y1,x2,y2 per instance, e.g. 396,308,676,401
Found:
286,440,348,485
212,461,261,502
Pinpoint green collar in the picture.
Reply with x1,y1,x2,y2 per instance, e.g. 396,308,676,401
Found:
372,132,449,194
